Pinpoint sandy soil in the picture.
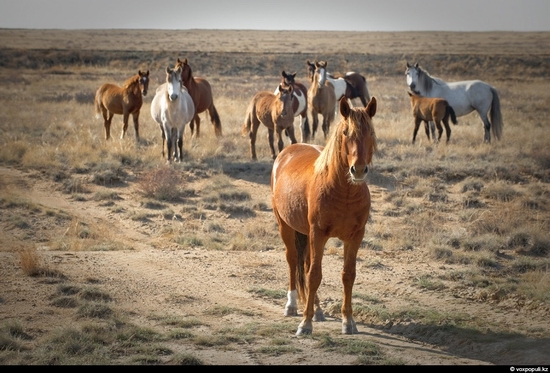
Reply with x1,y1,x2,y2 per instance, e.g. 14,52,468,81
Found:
1,164,549,365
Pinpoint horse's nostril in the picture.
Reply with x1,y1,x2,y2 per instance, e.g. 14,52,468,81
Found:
350,166,356,174
364,166,369,174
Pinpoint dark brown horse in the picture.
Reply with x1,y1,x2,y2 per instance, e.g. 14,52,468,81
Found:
175,58,222,138
408,91,457,143
271,97,378,335
307,61,336,140
94,70,149,141
242,84,296,160
307,60,370,107
278,71,310,143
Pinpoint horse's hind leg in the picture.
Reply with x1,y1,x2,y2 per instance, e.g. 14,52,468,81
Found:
443,118,452,143
104,112,114,140
435,120,444,143
192,114,201,138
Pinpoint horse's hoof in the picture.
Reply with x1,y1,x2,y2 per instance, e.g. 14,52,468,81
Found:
284,307,298,317
342,321,358,334
296,327,312,336
313,310,326,322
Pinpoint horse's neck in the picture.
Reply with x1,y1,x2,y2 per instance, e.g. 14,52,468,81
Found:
127,80,142,98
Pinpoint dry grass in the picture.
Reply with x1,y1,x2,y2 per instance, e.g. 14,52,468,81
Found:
1,29,549,365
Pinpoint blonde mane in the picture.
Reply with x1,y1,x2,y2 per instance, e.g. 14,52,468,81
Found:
314,108,377,176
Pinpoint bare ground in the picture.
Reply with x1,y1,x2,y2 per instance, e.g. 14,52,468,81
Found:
1,164,549,365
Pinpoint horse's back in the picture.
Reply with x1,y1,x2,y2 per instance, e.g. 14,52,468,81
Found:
194,76,214,112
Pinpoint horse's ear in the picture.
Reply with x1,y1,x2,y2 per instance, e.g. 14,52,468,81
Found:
146,70,149,76
166,66,171,73
407,91,412,97
406,62,411,68
291,72,296,78
339,97,351,118
415,62,419,68
281,71,286,77
366,97,377,118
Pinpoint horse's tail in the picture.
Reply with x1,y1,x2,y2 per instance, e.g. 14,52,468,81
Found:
94,88,102,119
490,87,503,140
295,231,308,306
209,103,222,137
448,105,458,125
241,104,253,136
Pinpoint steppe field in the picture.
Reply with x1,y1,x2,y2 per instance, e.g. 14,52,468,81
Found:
0,29,549,365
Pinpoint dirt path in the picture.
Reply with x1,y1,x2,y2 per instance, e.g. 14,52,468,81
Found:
1,166,548,365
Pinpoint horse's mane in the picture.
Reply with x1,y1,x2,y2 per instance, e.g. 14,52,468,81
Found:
416,65,444,92
123,73,140,89
314,108,377,177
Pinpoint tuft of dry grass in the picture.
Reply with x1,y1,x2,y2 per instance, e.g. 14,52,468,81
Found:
137,166,185,201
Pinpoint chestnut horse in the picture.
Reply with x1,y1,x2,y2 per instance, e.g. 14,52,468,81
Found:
175,58,222,138
408,91,457,144
307,60,370,107
242,84,296,160
150,66,195,162
307,61,336,140
94,70,149,141
271,97,378,335
276,71,310,143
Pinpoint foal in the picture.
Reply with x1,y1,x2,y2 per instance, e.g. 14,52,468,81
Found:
408,91,457,143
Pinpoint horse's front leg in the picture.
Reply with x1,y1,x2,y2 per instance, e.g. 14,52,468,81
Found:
300,113,310,143
341,234,363,334
121,111,130,139
412,118,421,143
321,114,329,139
310,111,319,140
132,111,140,141
284,124,298,146
268,128,277,160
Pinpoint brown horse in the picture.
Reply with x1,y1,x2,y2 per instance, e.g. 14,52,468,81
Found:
307,60,370,107
307,61,336,140
175,58,222,138
242,84,296,160
278,71,310,143
271,97,378,335
94,70,149,141
408,91,457,143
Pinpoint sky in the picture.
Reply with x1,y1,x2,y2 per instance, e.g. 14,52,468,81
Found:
0,0,548,32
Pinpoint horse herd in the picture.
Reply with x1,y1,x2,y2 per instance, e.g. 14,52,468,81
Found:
94,59,504,336
94,59,503,163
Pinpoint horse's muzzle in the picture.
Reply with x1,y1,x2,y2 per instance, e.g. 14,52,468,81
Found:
169,93,179,101
350,165,368,183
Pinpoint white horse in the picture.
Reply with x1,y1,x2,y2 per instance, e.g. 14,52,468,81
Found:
151,66,195,162
405,62,503,143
